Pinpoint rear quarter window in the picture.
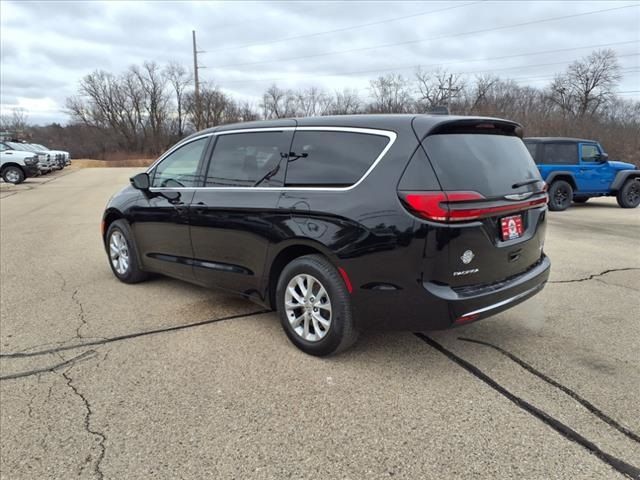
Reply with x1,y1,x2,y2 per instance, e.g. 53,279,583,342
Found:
284,131,389,187
541,143,578,165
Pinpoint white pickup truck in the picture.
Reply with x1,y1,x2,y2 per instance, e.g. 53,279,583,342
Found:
0,143,41,184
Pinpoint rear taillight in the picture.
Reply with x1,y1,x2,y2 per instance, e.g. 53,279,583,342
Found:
400,191,547,222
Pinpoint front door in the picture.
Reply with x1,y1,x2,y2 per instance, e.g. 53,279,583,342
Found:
131,136,211,282
190,127,295,298
578,143,613,193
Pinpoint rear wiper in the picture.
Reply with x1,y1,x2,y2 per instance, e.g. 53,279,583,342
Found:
253,163,280,187
512,179,540,189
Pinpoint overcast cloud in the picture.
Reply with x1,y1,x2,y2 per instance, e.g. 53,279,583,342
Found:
1,0,638,124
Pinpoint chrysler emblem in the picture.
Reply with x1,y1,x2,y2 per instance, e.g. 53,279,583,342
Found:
461,250,475,264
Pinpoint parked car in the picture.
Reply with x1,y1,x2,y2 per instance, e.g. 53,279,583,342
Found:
102,115,550,356
524,137,640,210
32,143,70,167
0,143,40,183
2,141,54,173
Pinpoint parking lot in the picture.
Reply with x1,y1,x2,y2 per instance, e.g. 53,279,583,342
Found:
0,168,638,479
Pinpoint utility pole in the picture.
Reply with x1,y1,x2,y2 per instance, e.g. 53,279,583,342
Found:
192,30,202,129
438,74,462,113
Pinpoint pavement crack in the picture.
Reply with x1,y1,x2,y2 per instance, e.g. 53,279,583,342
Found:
414,333,640,479
0,310,270,360
72,289,87,339
458,337,640,444
550,267,640,284
0,350,97,381
62,369,106,480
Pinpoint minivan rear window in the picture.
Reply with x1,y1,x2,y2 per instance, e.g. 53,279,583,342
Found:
422,134,540,197
285,131,388,187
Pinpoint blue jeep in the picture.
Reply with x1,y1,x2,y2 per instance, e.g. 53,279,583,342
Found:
524,137,640,211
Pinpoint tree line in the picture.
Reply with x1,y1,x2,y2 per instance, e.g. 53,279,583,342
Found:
2,49,638,164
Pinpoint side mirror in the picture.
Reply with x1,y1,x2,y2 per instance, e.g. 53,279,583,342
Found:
130,172,150,190
598,153,609,162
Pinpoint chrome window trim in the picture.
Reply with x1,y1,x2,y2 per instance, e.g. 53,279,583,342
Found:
147,126,397,193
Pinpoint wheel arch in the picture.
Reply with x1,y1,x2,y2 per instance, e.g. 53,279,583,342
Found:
266,240,338,310
546,171,577,190
610,170,640,192
0,162,26,173
101,208,125,244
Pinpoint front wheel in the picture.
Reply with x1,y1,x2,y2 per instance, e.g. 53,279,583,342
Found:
548,180,573,211
105,220,149,283
2,166,25,184
276,254,358,356
616,178,640,208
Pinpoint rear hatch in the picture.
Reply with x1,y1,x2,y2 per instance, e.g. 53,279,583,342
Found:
400,120,547,288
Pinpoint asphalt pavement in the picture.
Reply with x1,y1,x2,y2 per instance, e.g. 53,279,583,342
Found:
1,168,639,479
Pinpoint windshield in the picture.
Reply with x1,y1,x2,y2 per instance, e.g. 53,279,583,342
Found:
7,142,35,152
422,134,542,197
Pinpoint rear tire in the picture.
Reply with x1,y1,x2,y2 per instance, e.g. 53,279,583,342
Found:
2,166,25,184
616,178,640,208
548,180,573,211
573,197,589,204
276,254,358,356
105,219,149,283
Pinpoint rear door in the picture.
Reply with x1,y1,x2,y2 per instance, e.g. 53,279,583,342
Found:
190,128,294,294
418,129,547,287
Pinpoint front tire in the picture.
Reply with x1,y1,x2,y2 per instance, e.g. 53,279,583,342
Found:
2,166,25,184
276,254,358,356
548,180,573,211
105,220,149,283
616,178,640,208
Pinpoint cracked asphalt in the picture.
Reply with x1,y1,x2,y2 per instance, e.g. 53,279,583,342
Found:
1,168,639,479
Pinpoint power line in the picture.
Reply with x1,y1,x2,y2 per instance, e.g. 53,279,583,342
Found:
219,53,640,97
208,1,485,53
219,41,639,86
215,4,639,69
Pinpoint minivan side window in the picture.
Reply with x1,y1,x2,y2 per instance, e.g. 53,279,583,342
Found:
285,131,389,187
542,143,578,165
152,137,208,188
581,144,600,162
205,131,290,187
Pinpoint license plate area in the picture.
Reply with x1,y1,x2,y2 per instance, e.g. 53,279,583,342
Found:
501,214,524,240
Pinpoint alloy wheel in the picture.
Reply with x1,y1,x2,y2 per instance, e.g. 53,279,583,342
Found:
284,274,332,342
627,182,640,205
109,230,130,275
5,169,20,183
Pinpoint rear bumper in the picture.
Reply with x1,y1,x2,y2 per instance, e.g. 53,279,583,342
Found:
352,255,550,331
424,255,550,326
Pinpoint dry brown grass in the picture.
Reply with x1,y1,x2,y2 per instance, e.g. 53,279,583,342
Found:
72,158,154,168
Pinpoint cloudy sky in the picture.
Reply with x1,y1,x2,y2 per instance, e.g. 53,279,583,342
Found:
1,0,639,125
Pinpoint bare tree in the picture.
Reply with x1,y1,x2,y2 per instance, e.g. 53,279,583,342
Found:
549,49,621,118
326,89,361,115
261,84,297,119
164,61,191,139
368,74,413,113
415,69,465,112
0,108,29,133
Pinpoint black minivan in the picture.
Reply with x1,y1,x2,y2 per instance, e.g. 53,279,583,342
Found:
102,115,550,355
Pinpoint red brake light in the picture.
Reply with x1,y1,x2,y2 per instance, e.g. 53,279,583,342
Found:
401,191,547,222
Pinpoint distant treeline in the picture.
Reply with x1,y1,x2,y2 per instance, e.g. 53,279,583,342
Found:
2,49,638,165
